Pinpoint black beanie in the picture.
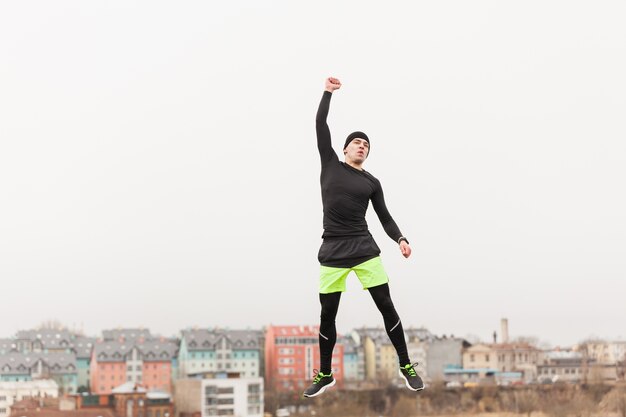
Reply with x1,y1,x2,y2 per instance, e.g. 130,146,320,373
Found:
343,131,370,152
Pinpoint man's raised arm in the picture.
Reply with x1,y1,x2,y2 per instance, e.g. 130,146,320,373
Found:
316,77,342,165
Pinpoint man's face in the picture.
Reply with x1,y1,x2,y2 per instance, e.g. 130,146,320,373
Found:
344,138,369,164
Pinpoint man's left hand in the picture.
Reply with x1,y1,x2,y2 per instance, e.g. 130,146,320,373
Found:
399,241,411,258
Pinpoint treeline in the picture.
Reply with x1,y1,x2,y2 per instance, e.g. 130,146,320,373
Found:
267,383,626,417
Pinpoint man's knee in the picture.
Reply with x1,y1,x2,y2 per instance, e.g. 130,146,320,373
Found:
375,294,394,312
320,308,336,323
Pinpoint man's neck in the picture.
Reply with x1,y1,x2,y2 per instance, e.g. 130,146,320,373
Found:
345,159,364,171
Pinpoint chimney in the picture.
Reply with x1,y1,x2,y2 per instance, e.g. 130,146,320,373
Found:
493,331,497,344
501,318,509,344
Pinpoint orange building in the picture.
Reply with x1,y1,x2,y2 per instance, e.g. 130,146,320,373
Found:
90,339,177,394
265,325,344,393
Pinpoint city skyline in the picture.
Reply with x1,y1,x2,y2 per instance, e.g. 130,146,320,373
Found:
1,319,623,349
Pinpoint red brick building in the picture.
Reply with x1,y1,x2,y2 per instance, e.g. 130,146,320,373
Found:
90,339,177,394
264,325,344,392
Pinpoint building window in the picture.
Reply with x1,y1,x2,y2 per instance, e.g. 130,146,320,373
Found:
217,387,234,394
218,398,234,405
485,355,489,362
470,354,475,362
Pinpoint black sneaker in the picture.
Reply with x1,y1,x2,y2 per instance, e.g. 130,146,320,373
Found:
399,363,425,391
303,370,335,398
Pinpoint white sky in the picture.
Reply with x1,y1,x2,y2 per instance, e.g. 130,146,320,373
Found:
1,1,625,348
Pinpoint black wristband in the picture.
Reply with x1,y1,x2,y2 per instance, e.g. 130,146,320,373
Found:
398,236,409,245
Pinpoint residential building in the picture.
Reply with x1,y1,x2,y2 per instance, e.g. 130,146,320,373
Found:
0,341,16,356
102,329,153,343
90,340,177,394
537,350,586,383
71,338,95,391
0,353,77,394
7,330,94,392
178,330,262,379
265,325,343,392
338,336,361,382
463,342,541,382
201,375,263,417
425,336,468,382
353,327,403,381
495,343,541,381
580,340,626,366
14,330,75,354
463,343,498,370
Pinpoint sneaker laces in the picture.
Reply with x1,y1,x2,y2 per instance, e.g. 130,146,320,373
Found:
311,369,330,384
312,369,322,384
404,363,419,377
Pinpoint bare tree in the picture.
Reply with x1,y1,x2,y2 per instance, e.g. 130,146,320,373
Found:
38,319,67,331
601,387,626,417
390,396,416,417
513,336,540,346
572,391,596,417
515,389,540,417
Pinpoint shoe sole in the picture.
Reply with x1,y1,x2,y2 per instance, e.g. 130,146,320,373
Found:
303,378,336,398
399,370,425,392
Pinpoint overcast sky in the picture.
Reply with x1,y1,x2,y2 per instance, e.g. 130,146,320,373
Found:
1,1,625,348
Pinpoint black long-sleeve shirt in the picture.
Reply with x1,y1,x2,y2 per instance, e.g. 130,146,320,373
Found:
316,91,403,244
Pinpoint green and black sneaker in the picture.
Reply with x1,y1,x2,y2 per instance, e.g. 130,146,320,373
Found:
303,370,336,398
399,363,425,391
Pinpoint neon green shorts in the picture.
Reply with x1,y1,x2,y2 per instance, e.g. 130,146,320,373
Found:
319,256,389,294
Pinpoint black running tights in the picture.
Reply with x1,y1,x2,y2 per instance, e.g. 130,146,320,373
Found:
318,283,410,374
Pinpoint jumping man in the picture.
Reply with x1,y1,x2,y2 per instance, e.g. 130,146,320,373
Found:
303,77,425,398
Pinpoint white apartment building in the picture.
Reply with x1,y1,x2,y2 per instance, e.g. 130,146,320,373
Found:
201,377,263,417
